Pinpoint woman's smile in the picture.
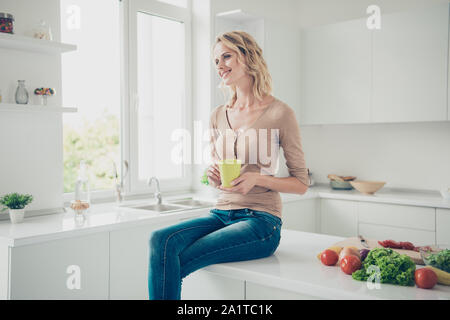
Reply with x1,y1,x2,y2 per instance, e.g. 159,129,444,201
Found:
222,70,232,79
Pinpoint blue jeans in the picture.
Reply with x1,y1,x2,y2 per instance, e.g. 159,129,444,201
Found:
148,208,282,300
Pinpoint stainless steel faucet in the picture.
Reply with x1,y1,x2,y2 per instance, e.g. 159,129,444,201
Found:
147,176,162,204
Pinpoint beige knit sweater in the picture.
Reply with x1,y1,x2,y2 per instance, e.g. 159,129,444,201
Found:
209,97,309,218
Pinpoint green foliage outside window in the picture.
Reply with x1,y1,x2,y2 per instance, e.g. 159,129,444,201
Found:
63,109,120,193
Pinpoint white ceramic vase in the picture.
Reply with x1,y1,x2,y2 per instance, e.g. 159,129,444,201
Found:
9,208,25,224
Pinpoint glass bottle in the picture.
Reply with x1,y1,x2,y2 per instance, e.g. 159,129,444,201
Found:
74,160,91,206
15,80,29,104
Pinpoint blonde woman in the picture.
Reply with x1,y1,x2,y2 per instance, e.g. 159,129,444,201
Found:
148,31,309,300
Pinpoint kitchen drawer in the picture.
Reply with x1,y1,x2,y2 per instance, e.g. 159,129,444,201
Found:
357,202,435,231
359,223,435,246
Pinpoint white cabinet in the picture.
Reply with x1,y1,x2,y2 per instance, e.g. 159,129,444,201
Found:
109,221,166,300
109,213,203,299
437,208,450,245
9,233,109,300
357,202,435,231
300,18,371,125
372,4,449,123
357,202,435,245
300,3,449,125
320,199,358,237
281,199,317,232
245,281,321,300
181,271,245,300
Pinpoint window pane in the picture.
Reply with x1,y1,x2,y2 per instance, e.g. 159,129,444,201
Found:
157,0,188,8
137,13,185,180
61,0,121,193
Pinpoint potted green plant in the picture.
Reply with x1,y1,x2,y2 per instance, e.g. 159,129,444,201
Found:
0,193,33,224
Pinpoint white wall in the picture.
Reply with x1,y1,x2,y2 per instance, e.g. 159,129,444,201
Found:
302,122,450,191
0,0,64,213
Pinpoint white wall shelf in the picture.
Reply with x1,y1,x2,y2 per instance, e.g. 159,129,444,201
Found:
0,33,77,54
0,103,77,113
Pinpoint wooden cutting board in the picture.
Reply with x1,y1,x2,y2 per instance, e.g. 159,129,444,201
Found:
333,237,424,265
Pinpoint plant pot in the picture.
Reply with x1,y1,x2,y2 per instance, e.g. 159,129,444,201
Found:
9,208,25,224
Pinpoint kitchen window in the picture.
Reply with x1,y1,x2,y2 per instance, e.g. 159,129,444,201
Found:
61,0,192,201
128,0,192,194
61,0,122,198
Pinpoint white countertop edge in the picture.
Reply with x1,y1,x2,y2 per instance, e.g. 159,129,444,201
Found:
5,208,210,247
278,186,450,209
202,264,375,300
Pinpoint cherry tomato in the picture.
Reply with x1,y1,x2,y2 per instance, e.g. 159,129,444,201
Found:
340,255,361,275
320,249,339,266
415,268,437,289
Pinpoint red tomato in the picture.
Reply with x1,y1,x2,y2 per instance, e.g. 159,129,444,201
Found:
321,249,339,266
415,268,437,289
340,255,361,275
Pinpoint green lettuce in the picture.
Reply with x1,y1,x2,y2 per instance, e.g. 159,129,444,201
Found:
424,249,450,273
352,248,416,286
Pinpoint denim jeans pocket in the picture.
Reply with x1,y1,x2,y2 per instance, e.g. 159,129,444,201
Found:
248,210,282,231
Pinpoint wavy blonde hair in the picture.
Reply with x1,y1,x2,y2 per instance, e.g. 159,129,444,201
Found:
213,31,272,107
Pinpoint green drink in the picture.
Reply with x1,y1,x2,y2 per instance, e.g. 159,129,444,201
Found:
218,159,242,188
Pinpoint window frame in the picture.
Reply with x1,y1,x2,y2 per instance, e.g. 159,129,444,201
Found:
63,0,193,204
126,0,193,195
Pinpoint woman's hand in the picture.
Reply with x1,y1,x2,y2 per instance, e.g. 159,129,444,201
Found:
206,163,222,188
219,172,259,195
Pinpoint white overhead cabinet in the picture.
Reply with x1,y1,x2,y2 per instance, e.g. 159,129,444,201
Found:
372,4,449,123
300,3,450,125
300,18,371,125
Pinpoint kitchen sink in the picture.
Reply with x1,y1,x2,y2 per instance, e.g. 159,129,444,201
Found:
167,198,214,208
126,203,187,213
120,197,214,213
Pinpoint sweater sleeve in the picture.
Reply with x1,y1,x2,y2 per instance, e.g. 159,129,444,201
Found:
279,105,309,187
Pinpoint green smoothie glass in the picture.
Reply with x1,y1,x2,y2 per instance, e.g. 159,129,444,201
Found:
218,159,242,188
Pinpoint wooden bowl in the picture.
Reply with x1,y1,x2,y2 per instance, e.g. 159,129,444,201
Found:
349,180,386,195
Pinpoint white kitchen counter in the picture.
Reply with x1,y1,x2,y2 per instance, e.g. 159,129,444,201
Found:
309,184,450,209
278,183,450,209
0,184,448,247
0,194,215,247
198,229,450,300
